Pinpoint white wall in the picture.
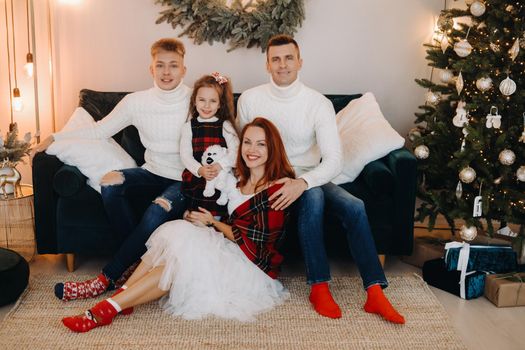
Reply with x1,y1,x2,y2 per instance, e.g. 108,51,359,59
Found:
51,0,442,133
2,0,445,183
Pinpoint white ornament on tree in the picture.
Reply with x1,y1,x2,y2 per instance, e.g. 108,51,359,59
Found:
460,166,476,183
441,36,449,53
414,145,430,159
439,69,454,84
456,72,464,95
453,101,469,127
470,1,486,17
517,166,525,182
499,149,516,165
509,38,520,61
460,225,478,241
455,181,463,199
454,39,473,57
485,106,501,129
519,113,525,143
425,91,441,105
475,77,492,92
499,76,516,96
490,42,501,52
408,127,422,142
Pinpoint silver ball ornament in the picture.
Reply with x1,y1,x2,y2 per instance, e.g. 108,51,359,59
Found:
414,145,430,159
408,128,422,142
499,77,517,96
454,39,473,57
425,91,441,105
460,225,478,241
475,77,492,92
437,16,454,31
517,166,525,182
459,166,476,183
470,1,486,17
499,149,516,165
439,69,454,84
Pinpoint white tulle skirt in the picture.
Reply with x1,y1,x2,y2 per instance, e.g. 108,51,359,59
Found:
141,220,289,322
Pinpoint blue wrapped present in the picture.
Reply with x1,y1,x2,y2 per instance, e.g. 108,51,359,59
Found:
444,242,517,273
443,242,517,299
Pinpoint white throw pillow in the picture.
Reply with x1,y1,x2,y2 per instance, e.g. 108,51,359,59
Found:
332,92,404,185
46,107,137,192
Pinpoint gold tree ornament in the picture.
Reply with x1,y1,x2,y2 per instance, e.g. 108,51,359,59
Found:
459,166,476,183
460,225,478,241
439,69,454,83
454,39,473,57
154,0,305,52
475,76,492,92
470,1,486,17
498,149,516,165
509,38,520,61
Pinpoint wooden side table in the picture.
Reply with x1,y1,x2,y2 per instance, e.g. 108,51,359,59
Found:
0,184,36,261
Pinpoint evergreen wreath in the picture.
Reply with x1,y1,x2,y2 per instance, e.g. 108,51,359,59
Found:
155,0,305,51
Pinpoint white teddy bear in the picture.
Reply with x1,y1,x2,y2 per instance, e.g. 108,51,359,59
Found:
201,144,231,205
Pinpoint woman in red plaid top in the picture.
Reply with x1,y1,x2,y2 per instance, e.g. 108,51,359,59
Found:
63,118,296,332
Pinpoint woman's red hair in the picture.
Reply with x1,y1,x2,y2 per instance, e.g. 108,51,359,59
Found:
236,117,295,192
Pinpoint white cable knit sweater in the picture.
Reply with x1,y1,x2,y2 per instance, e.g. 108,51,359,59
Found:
53,81,191,180
237,78,343,189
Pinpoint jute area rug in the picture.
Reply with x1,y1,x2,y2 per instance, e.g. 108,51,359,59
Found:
0,274,465,350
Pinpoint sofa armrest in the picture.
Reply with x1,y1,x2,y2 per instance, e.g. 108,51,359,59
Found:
53,165,87,197
384,147,417,255
32,151,64,253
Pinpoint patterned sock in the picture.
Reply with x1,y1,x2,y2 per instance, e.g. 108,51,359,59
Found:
364,284,405,324
110,285,134,315
309,282,342,319
62,299,119,333
54,273,110,301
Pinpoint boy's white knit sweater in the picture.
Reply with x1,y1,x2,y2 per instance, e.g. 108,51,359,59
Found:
53,81,191,181
237,78,343,189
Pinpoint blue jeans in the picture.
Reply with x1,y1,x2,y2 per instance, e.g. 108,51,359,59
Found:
296,182,387,290
100,168,187,281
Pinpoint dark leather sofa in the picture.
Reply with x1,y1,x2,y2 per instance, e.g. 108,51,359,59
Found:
33,89,416,270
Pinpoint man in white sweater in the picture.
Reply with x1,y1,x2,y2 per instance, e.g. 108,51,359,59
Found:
33,38,192,302
237,35,404,324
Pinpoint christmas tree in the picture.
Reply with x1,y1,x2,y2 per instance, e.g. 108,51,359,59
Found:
412,0,525,244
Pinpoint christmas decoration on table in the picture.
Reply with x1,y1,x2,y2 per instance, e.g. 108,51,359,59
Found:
485,106,501,129
413,1,525,245
498,149,516,165
0,123,33,197
154,0,305,52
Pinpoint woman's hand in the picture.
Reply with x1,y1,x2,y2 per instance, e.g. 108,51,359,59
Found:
186,207,215,227
198,165,220,181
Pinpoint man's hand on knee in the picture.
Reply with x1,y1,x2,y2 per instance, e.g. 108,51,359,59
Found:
269,177,308,210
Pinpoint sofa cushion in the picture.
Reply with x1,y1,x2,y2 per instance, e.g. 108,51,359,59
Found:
358,159,394,196
46,107,137,192
332,92,405,184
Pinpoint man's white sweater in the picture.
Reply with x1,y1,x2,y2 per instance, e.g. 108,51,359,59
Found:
237,78,343,189
54,81,191,180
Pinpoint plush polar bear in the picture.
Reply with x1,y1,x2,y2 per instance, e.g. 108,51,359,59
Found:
201,144,232,205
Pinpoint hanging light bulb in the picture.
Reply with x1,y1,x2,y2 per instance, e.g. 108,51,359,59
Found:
12,88,24,112
24,52,34,77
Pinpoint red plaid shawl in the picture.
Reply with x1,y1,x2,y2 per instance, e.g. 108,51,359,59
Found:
228,183,288,279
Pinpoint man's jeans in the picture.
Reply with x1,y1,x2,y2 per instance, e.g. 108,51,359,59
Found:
100,168,187,281
296,182,387,289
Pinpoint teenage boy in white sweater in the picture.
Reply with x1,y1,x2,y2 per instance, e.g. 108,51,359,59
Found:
237,35,404,324
33,38,192,301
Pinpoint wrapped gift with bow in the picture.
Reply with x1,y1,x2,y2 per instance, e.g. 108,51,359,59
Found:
437,242,518,299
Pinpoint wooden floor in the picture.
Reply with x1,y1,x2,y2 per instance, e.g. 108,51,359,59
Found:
1,218,524,350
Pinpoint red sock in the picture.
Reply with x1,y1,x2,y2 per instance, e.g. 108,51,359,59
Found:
62,299,119,333
110,286,133,315
309,282,342,319
59,273,110,301
364,284,405,324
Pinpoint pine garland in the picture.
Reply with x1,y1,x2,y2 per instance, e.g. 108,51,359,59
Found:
155,0,305,51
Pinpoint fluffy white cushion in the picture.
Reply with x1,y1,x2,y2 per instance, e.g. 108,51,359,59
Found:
46,107,137,192
332,92,404,185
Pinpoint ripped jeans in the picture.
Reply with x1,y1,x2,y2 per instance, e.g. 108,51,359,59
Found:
100,167,186,282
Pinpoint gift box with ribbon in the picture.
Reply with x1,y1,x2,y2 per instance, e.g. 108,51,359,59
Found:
422,258,486,300
444,242,517,273
484,272,525,307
